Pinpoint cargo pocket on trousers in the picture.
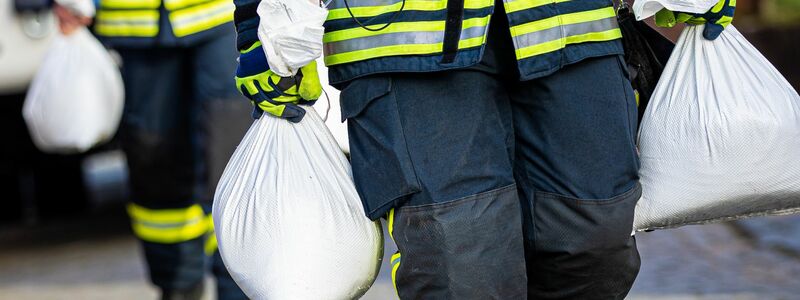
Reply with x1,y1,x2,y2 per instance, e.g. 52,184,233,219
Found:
529,183,642,299
340,76,422,220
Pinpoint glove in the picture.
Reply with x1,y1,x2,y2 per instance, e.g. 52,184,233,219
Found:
654,0,736,40
235,41,323,122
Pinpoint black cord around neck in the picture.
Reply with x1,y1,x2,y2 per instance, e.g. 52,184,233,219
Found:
343,0,406,31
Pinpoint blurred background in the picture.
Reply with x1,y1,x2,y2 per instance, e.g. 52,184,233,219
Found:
1,0,800,299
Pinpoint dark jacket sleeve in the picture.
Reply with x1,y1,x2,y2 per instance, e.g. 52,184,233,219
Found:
233,0,260,51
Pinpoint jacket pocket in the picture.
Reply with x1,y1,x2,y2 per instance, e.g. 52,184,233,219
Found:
341,76,422,220
340,75,393,121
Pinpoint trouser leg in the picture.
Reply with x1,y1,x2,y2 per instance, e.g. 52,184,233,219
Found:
511,55,642,299
189,32,251,300
118,47,207,295
342,69,526,299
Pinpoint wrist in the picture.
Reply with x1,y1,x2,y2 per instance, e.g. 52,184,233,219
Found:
236,42,270,78
240,41,262,54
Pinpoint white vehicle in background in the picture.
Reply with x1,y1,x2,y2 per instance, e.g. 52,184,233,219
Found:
0,0,55,95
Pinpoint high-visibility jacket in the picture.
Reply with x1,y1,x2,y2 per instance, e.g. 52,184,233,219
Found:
95,0,234,47
233,0,623,85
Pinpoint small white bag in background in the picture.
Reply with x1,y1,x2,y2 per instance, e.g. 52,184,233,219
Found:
23,27,124,154
54,0,95,17
633,12,800,230
213,107,383,299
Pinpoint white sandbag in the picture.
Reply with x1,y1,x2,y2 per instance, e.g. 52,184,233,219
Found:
23,28,124,154
634,23,800,231
213,107,382,299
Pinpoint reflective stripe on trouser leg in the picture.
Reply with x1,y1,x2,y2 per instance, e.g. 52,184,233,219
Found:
128,203,208,291
387,209,401,298
127,203,208,243
204,214,217,255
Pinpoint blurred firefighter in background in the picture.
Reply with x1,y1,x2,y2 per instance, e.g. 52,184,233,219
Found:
54,0,250,299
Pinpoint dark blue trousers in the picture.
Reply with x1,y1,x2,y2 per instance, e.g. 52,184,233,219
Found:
341,11,641,300
118,31,249,299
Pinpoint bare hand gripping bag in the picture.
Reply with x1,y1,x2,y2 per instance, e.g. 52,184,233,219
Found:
212,107,383,299
632,0,800,232
632,18,800,231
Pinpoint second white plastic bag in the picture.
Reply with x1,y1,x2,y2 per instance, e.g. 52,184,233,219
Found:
634,24,800,231
213,108,383,299
23,28,124,154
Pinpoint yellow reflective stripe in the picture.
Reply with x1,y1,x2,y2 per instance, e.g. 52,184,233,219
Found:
510,6,616,37
388,208,395,241
325,34,484,65
95,10,159,37
388,210,401,297
327,0,492,21
100,0,160,9
504,0,570,14
325,21,444,43
324,16,488,43
127,204,209,243
127,203,205,224
324,16,488,65
390,252,401,296
204,214,218,255
515,28,621,59
164,0,213,11
170,0,234,37
458,35,485,49
130,218,209,243
205,233,218,255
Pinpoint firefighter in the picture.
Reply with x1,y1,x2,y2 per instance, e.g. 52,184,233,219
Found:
54,0,251,298
232,0,734,298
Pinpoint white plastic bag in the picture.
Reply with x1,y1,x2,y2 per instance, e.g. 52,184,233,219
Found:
213,107,383,299
23,28,124,154
632,0,717,20
257,0,327,76
633,23,800,231
54,0,95,17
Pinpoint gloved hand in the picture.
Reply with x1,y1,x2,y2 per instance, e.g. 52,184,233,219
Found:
235,41,322,122
654,0,736,40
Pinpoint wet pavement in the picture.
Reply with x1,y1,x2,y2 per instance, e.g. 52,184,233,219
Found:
1,208,799,300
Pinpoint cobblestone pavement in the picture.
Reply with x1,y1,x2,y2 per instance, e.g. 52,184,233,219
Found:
1,210,799,300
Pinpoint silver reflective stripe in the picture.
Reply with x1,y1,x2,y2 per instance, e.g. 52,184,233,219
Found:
514,16,618,49
96,19,155,25
327,0,440,9
325,25,486,56
170,3,230,28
